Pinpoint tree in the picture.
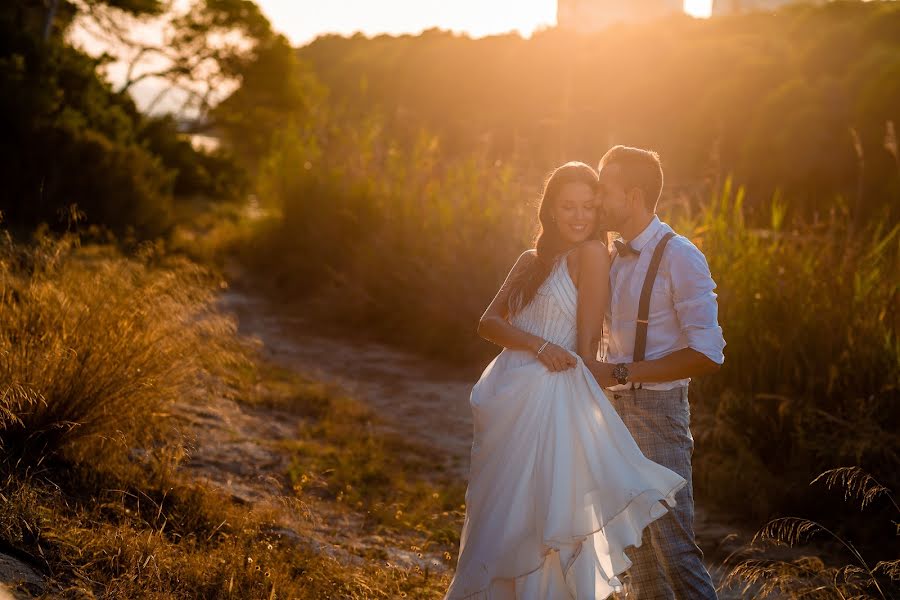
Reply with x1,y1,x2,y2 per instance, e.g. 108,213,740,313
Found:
70,0,274,119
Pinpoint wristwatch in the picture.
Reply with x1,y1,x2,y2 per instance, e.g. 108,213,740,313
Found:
612,363,630,385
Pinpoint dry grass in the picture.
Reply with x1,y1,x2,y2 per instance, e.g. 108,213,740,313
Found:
682,180,899,521
1,462,451,598
280,389,467,551
234,357,467,568
0,225,248,468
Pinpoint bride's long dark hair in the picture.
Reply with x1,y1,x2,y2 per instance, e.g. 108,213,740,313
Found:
507,161,604,315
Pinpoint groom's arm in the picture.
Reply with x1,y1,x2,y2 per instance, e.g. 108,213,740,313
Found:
628,347,720,382
590,348,719,387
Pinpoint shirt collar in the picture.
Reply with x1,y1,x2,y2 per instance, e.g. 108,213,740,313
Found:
625,215,663,253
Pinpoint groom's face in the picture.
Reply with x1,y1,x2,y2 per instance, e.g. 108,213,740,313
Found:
595,163,631,230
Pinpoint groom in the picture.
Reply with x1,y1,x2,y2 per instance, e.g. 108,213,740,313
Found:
588,145,725,599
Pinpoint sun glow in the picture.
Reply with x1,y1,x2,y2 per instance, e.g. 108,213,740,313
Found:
252,1,712,47
684,0,714,18
253,0,558,46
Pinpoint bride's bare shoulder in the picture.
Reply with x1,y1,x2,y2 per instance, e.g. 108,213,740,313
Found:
575,240,611,266
567,241,609,287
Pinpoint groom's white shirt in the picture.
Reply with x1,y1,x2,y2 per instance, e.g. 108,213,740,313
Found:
605,215,725,391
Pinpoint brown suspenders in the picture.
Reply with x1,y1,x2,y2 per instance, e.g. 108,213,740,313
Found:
633,231,676,363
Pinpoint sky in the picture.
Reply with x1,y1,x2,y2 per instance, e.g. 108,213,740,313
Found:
254,1,713,46
71,0,713,114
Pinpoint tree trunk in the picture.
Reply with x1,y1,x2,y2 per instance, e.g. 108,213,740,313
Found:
42,0,60,42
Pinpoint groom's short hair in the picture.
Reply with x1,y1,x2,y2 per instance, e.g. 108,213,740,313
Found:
598,146,664,212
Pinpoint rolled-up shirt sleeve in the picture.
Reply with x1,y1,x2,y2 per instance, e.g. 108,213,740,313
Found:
669,240,726,364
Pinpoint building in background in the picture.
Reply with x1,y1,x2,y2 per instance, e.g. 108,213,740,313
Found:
712,0,826,15
556,0,683,32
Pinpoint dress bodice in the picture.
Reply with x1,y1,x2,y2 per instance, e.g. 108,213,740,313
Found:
509,251,578,352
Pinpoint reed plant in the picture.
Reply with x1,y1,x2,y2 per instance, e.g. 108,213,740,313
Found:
242,115,534,359
681,180,899,519
723,467,899,599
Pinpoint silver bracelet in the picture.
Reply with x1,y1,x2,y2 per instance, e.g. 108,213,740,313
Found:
536,340,551,356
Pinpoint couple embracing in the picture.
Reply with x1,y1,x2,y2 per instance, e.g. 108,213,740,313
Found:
444,146,726,600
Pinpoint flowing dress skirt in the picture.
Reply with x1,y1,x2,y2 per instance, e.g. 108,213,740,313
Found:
443,349,687,600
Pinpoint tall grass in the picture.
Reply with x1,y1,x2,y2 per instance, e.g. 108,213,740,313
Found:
0,225,248,471
682,180,900,519
241,116,533,358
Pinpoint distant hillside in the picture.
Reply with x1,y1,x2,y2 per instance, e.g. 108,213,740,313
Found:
298,1,900,221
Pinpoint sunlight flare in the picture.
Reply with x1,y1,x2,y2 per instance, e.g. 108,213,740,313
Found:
684,0,713,18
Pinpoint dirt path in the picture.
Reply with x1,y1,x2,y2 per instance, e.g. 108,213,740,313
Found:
172,372,439,574
215,284,476,480
214,269,769,597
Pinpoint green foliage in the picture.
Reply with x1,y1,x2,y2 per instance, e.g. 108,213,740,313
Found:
241,111,531,359
0,9,178,236
683,179,899,518
213,33,326,172
140,115,248,199
0,0,259,238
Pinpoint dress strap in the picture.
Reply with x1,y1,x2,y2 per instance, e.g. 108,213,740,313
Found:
556,247,577,277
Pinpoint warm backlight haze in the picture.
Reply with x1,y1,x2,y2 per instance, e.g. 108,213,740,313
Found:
253,1,713,46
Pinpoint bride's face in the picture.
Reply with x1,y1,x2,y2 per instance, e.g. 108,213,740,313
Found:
551,182,598,245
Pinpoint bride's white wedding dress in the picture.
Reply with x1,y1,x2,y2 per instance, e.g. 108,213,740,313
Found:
444,251,687,600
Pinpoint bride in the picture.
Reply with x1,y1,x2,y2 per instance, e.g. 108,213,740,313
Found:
443,161,687,600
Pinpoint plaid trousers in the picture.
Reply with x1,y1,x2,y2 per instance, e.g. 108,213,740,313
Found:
608,385,718,600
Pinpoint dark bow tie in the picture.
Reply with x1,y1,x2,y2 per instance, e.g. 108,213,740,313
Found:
614,239,640,257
